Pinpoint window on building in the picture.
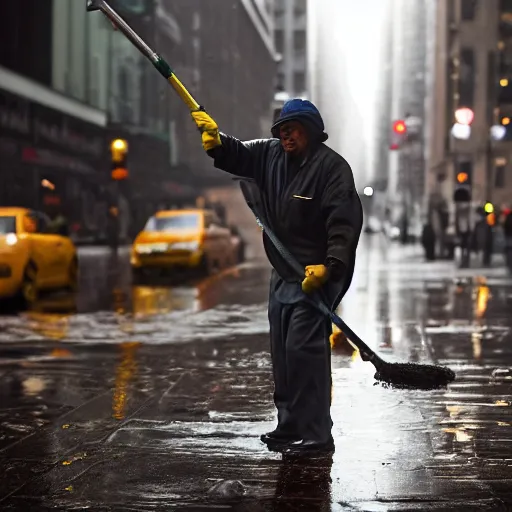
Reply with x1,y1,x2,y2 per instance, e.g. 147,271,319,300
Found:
447,0,456,25
498,50,512,104
294,31,306,52
276,72,285,92
461,0,478,20
294,0,306,16
495,163,506,188
275,30,284,54
501,0,512,13
488,51,497,123
294,72,306,94
117,67,134,124
500,1,512,38
459,48,475,107
0,0,53,87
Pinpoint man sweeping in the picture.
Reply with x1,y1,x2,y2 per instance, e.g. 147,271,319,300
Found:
191,99,363,456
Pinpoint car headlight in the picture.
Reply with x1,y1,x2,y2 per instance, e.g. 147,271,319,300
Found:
5,233,18,246
171,241,199,251
136,244,150,254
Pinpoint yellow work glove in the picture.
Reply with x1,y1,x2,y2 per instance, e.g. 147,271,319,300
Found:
191,110,222,151
301,264,329,294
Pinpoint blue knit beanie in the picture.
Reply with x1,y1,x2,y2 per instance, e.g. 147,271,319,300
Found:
271,99,328,142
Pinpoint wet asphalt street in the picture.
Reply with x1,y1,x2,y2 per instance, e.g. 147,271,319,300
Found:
1,236,512,511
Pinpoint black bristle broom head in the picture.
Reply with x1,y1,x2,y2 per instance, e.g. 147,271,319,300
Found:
374,362,455,390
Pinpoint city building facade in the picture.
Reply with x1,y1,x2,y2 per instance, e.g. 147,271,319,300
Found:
0,0,277,240
0,0,112,242
383,0,432,241
274,0,307,98
424,0,512,254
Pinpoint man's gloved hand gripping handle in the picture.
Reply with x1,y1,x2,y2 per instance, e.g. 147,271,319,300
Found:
301,259,345,294
191,110,222,152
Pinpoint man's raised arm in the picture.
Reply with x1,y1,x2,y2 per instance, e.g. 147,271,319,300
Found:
191,110,272,180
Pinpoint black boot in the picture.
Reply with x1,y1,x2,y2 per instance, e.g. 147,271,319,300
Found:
281,436,335,457
260,429,300,452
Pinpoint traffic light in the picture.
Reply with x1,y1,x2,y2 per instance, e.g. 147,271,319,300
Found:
453,162,472,202
484,202,496,226
390,119,407,150
393,120,406,134
110,139,128,180
484,202,494,224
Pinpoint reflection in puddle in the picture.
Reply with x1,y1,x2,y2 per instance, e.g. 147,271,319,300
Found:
22,376,48,396
474,281,490,320
471,332,482,360
24,295,75,341
132,286,200,318
112,342,141,420
1,267,269,344
442,427,473,443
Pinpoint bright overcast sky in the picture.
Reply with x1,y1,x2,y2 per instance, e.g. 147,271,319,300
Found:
308,0,391,188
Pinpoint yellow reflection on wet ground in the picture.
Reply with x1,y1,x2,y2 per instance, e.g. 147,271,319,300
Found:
21,294,76,342
22,376,48,396
442,427,473,443
112,287,130,315
131,266,243,319
474,279,490,320
446,405,462,418
24,312,71,341
132,286,200,318
112,342,141,420
471,331,482,360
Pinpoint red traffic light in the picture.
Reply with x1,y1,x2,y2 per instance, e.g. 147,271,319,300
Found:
393,120,407,134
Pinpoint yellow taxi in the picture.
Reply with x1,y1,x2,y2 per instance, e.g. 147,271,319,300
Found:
131,209,234,276
0,208,78,304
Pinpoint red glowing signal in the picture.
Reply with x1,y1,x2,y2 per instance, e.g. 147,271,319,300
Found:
393,120,407,134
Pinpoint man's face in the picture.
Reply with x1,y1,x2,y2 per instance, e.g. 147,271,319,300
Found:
279,121,309,155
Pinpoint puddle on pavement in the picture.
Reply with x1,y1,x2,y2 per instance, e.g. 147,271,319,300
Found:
0,265,271,345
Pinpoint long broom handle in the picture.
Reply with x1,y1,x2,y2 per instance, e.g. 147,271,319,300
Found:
252,212,381,364
87,0,201,111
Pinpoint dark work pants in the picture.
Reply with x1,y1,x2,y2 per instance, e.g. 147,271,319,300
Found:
268,292,333,444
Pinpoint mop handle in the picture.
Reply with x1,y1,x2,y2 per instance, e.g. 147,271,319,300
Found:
87,0,201,111
253,212,377,361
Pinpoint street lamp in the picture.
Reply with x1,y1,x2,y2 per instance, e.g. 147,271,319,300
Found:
363,186,374,197
490,124,507,141
454,107,474,126
451,123,471,140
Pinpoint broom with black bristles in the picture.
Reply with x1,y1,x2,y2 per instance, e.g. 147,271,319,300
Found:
239,181,455,391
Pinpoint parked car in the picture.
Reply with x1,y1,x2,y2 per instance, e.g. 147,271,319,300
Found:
131,208,236,278
0,208,78,306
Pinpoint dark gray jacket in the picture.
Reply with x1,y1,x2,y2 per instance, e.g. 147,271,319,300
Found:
209,134,363,306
